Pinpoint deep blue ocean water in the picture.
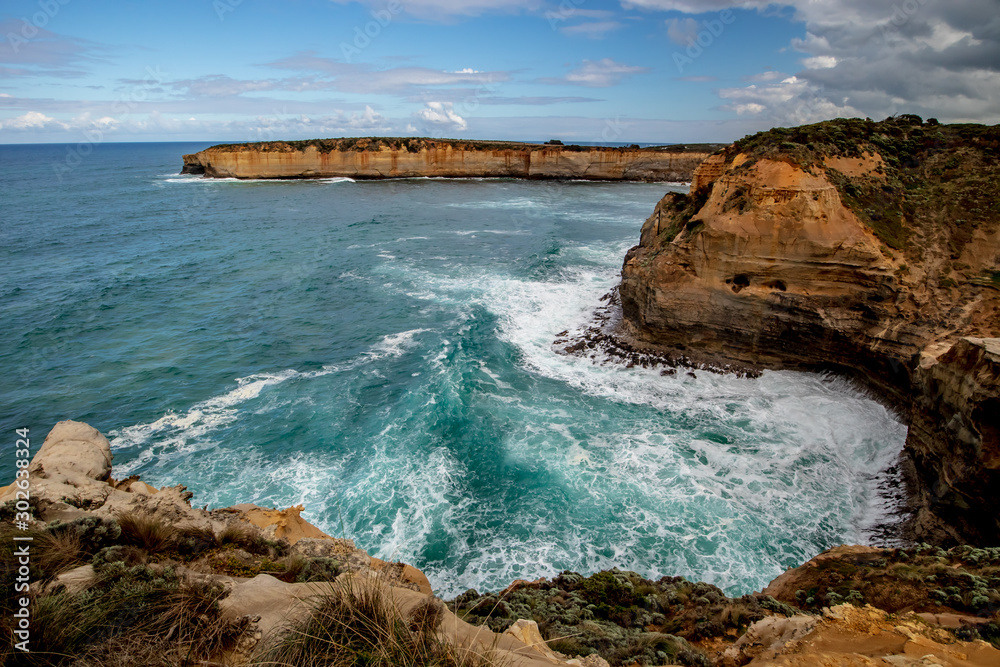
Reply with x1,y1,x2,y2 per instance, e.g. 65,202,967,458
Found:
0,142,907,596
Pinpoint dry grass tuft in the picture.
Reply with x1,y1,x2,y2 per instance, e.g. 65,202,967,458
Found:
116,511,176,553
218,521,277,555
3,561,250,666
35,528,85,578
255,578,505,667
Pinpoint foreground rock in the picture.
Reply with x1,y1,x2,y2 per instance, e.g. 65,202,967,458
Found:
2,421,999,664
181,137,721,181
451,547,1000,666
613,117,1000,545
0,421,564,666
729,603,998,666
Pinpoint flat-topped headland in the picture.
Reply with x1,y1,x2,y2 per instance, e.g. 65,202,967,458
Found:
181,137,723,181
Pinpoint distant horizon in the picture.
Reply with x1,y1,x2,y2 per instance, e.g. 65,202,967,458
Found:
3,1,997,145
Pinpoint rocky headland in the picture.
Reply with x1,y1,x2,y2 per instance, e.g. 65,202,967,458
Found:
3,421,999,666
7,118,1000,665
180,137,720,181
604,116,1000,548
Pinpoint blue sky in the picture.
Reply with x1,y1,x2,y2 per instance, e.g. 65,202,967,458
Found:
1,0,997,143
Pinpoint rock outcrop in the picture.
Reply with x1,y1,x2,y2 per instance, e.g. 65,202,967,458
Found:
181,137,718,181
0,421,580,666
4,422,1000,664
615,117,1000,545
726,603,998,666
908,338,1000,544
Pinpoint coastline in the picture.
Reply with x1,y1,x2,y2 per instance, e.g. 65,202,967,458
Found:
4,420,998,665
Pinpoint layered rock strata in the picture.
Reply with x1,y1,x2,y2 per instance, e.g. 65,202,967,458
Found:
616,118,1000,545
181,137,717,181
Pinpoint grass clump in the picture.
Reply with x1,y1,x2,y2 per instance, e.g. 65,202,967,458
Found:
116,511,175,553
218,521,289,557
1,560,249,666
256,579,503,667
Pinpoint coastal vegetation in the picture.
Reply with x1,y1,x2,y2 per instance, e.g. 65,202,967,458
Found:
207,136,728,155
726,116,1000,250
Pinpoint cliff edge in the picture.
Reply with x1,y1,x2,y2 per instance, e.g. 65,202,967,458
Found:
181,137,720,182
616,116,1000,546
4,421,999,665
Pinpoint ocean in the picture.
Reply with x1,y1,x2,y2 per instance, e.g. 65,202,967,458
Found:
0,141,907,597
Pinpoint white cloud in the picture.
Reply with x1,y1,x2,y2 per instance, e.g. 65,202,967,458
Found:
802,55,837,69
1,111,66,130
622,0,1000,124
328,0,542,20
543,58,649,88
718,75,862,125
415,101,467,131
264,53,511,96
744,70,787,82
560,21,625,38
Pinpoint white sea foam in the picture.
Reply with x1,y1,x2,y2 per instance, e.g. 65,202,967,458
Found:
109,327,433,474
452,229,530,236
447,197,546,210
361,235,908,596
160,175,354,185
109,182,909,599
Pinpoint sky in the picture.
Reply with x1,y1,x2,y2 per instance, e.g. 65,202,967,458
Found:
0,0,998,144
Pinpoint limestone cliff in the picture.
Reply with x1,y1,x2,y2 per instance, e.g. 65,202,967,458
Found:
181,137,718,181
616,117,1000,545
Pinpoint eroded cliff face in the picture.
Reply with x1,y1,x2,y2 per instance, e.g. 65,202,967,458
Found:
618,118,1000,545
181,138,711,182
908,338,1000,544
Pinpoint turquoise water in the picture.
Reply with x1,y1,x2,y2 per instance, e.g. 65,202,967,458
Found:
0,142,907,597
